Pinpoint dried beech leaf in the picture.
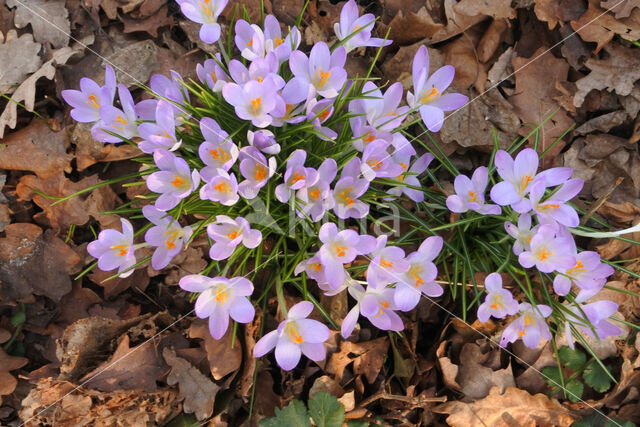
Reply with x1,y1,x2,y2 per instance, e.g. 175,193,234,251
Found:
534,0,560,29
163,346,220,421
455,343,515,400
188,319,242,380
454,0,516,19
433,386,575,427
0,30,42,94
6,0,70,48
0,347,28,396
601,0,640,19
329,337,389,384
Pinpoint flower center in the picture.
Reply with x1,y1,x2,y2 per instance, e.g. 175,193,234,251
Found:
334,244,347,257
291,171,306,185
171,175,186,188
319,110,330,121
380,258,393,268
540,202,560,211
210,71,217,83
227,231,239,240
367,159,383,170
309,188,321,200
467,191,478,203
111,114,128,130
109,244,129,256
420,87,441,104
537,248,553,261
247,38,253,47
286,323,304,344
86,94,101,109
567,260,586,275
210,147,230,162
313,68,332,88
409,265,424,287
250,97,262,113
164,230,179,250
338,187,354,206
254,163,267,181
274,36,284,47
363,133,375,143
489,295,504,310
310,262,322,272
214,181,230,193
520,174,533,194
199,0,214,18
215,287,228,306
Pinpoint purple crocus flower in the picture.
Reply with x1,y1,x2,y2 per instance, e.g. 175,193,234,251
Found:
223,79,279,127
179,275,255,339
237,147,276,199
366,235,409,288
196,54,229,92
317,222,376,289
334,0,392,53
360,139,404,182
198,117,238,174
332,157,370,219
518,224,576,273
150,71,190,117
87,218,136,278
296,158,337,221
236,15,301,63
505,213,538,255
360,285,404,332
147,150,200,211
294,256,330,286
500,303,552,349
563,300,622,349
406,45,468,132
206,215,262,260
306,98,338,140
349,81,408,133
138,100,181,153
271,78,309,126
142,205,193,270
199,169,239,206
93,88,139,143
176,0,227,43
446,167,501,215
529,179,583,228
61,65,116,123
394,236,444,311
386,152,434,202
476,273,519,322
253,301,330,371
490,149,573,213
247,129,280,155
275,149,319,203
289,42,347,99
234,19,264,61
228,52,284,89
553,251,614,299
350,122,393,152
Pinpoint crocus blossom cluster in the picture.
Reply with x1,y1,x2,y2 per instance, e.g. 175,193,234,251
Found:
71,0,623,376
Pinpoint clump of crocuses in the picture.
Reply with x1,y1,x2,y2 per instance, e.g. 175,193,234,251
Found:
69,0,624,377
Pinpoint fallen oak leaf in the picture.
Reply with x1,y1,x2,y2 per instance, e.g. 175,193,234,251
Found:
0,30,42,94
6,0,70,48
0,347,28,400
454,0,516,20
433,386,575,427
329,337,389,384
163,346,220,421
188,318,242,380
601,0,640,19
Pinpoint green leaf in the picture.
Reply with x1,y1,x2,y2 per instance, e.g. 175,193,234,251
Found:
308,392,345,427
542,366,563,389
558,346,586,371
166,413,199,427
347,421,370,427
583,360,613,393
259,400,311,427
565,379,584,403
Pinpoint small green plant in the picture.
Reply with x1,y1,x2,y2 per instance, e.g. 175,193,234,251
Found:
542,346,614,403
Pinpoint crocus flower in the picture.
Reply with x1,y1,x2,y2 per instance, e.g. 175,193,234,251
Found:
394,236,444,311
518,224,576,273
247,129,280,155
360,285,404,332
366,235,409,288
199,169,239,206
349,81,408,133
490,149,573,213
235,15,301,63
306,98,338,140
553,251,613,299
179,275,255,339
93,85,140,143
500,303,552,349
271,78,310,126
198,117,238,174
332,157,370,219
289,42,347,99
196,54,229,92
138,100,181,153
406,45,468,132
563,300,622,349
61,65,116,123
176,0,227,43
142,205,193,270
350,122,393,152
360,139,404,182
150,71,190,114
206,215,262,260
334,0,392,53
317,222,376,289
294,255,331,286
529,179,583,228
87,218,136,278
476,273,519,322
237,147,276,199
147,150,200,211
505,213,538,255
253,301,330,371
223,79,279,127
386,153,434,202
228,52,284,89
296,158,337,221
446,166,501,215
275,150,319,203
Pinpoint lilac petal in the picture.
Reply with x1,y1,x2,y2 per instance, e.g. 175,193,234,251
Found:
394,283,420,312
490,181,521,205
275,339,302,370
412,46,429,85
195,291,216,318
419,104,445,132
519,252,536,268
484,273,502,292
230,297,255,323
429,93,468,111
341,305,360,338
553,275,571,296
522,325,542,349
537,167,573,187
301,342,326,362
288,301,314,320
200,23,222,44
97,252,125,271
297,319,330,343
428,65,455,93
513,148,539,181
477,303,491,322
555,178,584,201
493,150,515,180
254,329,278,357
179,275,212,292
446,195,467,213
209,306,230,339
360,293,379,317
229,277,254,296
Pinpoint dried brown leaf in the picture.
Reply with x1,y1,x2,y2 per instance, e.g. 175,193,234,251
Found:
71,122,143,171
188,319,242,380
433,386,575,427
7,0,70,48
454,0,516,19
163,346,220,421
601,0,640,19
0,347,28,397
0,30,42,93
329,337,389,384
